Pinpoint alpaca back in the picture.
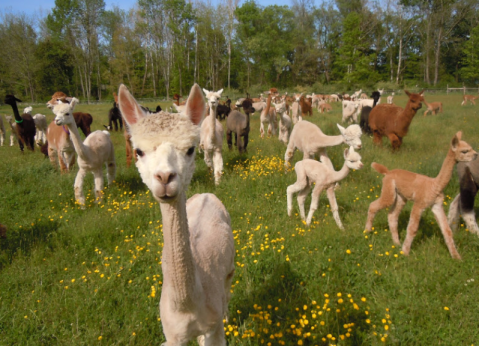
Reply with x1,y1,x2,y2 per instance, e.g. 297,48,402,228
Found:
369,104,408,136
82,131,115,167
287,120,324,154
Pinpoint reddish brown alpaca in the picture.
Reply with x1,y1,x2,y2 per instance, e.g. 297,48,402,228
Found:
173,94,186,106
73,112,92,137
368,90,424,150
4,95,36,152
46,121,76,172
0,223,7,239
299,95,312,117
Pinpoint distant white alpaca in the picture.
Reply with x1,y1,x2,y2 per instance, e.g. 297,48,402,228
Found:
201,88,225,185
284,121,362,170
118,83,235,346
287,146,363,228
387,92,395,104
5,116,18,146
351,89,362,100
23,106,33,115
342,100,360,123
273,101,292,145
52,98,116,206
33,114,48,145
291,93,302,124
0,115,5,146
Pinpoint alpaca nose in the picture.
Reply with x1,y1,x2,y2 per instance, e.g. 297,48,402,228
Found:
155,171,176,185
357,144,362,150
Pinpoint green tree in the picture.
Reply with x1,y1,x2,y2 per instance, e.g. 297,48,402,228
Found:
461,23,479,85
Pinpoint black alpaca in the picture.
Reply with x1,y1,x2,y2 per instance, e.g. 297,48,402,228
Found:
217,97,231,120
105,102,123,131
4,95,36,152
360,91,381,135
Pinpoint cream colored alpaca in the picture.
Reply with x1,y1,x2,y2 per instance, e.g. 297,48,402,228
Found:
118,83,235,346
33,114,48,145
0,115,5,146
201,88,224,185
259,88,278,138
46,120,76,173
365,132,477,259
284,121,362,170
53,98,116,206
291,93,302,124
287,146,363,228
273,101,292,145
387,92,395,104
423,100,443,116
5,116,18,146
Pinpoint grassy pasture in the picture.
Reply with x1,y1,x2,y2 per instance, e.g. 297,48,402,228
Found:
1,93,479,345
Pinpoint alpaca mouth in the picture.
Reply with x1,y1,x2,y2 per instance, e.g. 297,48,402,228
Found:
55,120,62,125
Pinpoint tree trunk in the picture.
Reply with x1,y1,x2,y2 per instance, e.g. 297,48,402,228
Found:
433,26,443,86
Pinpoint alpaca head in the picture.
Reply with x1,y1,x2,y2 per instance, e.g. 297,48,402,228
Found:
337,124,362,150
4,95,22,106
451,131,477,163
404,90,425,111
47,92,71,109
371,91,381,102
378,88,384,95
344,146,363,170
203,88,223,109
53,98,79,126
273,101,286,114
294,93,301,102
23,106,33,114
118,83,205,203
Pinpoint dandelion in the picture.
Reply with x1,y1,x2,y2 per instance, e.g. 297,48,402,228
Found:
444,307,450,311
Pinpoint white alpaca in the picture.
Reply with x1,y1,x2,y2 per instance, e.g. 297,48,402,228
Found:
23,106,33,115
5,116,18,146
33,114,48,145
387,92,395,104
0,115,5,146
287,146,363,228
351,89,362,100
201,88,224,185
118,83,235,346
284,121,362,170
259,90,277,138
291,93,302,124
273,101,292,145
342,100,360,123
52,98,116,206
252,101,266,113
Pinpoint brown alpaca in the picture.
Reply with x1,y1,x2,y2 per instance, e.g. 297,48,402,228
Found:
173,94,186,106
4,95,36,152
368,90,424,150
365,132,477,259
73,112,92,137
0,223,6,238
319,103,332,113
299,95,312,117
423,100,443,116
461,94,478,106
45,121,76,172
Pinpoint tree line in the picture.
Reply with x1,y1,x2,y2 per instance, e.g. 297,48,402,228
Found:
1,0,478,103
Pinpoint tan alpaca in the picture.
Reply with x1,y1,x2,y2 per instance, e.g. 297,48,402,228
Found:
287,146,363,228
423,100,443,116
461,94,478,106
46,121,76,173
52,98,116,206
319,103,332,113
273,101,292,145
365,132,477,259
118,83,235,346
201,88,225,185
259,88,278,138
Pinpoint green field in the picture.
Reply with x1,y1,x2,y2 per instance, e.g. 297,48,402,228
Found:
1,92,479,345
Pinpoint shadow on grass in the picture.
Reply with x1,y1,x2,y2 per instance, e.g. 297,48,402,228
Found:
0,220,61,271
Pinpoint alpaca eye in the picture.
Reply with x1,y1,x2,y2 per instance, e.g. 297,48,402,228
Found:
187,146,195,156
136,148,144,157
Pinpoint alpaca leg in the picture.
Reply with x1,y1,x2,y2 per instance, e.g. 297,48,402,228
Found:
306,185,323,226
74,169,87,206
388,195,406,245
200,321,227,346
119,117,123,131
388,133,401,150
297,184,312,221
447,194,461,231
372,131,382,145
59,151,69,173
93,169,105,203
432,202,461,259
226,130,232,150
212,148,223,185
243,133,249,152
267,123,272,137
10,133,14,146
204,149,213,169
401,204,425,256
106,155,116,186
459,180,479,234
287,174,308,217
365,177,396,232
326,187,344,230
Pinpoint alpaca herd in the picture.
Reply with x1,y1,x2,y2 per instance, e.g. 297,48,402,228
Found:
2,85,479,344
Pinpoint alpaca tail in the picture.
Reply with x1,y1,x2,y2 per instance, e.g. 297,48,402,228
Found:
371,162,389,175
40,141,49,157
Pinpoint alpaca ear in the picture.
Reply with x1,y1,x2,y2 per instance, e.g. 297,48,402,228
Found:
451,131,462,149
337,124,345,134
118,84,147,126
217,89,224,96
202,88,210,96
344,147,349,158
70,97,79,108
419,90,425,96
404,90,411,97
185,84,205,126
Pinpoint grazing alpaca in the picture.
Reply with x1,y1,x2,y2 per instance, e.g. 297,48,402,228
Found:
461,94,478,106
45,120,76,172
118,83,235,346
32,114,48,146
201,88,225,185
423,100,443,116
359,91,381,135
259,88,278,138
287,146,363,228
319,103,332,113
387,92,395,104
226,98,254,153
368,90,424,150
53,98,116,206
273,101,292,145
365,132,477,259
284,121,362,170
4,95,36,152
299,95,312,117
0,115,5,146
105,101,123,131
448,157,479,235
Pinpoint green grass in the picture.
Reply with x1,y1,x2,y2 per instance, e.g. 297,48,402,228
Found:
1,94,479,345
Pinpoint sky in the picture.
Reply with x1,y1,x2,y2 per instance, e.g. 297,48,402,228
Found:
0,0,293,17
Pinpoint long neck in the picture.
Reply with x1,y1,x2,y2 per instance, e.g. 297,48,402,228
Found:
160,193,200,310
65,121,89,160
332,162,351,182
8,101,23,124
433,149,456,192
403,99,419,120
320,134,345,148
209,103,217,132
263,93,273,116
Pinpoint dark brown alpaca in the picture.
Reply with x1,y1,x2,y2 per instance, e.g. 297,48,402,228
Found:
368,90,424,150
4,95,36,152
0,223,7,239
299,95,312,117
173,94,186,106
73,112,92,137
